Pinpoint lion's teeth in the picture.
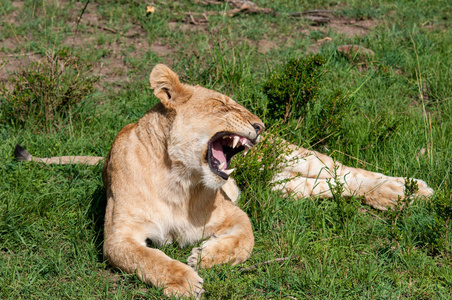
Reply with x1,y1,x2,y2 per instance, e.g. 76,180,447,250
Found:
219,162,226,170
232,136,240,148
223,168,235,175
244,148,249,155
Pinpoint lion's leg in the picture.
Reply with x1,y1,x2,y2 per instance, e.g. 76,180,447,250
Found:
104,229,204,298
275,145,433,210
187,203,254,270
273,173,412,210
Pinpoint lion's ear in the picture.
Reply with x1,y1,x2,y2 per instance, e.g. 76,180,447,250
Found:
149,64,191,109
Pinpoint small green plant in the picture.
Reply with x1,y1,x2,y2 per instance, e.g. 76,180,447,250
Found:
384,179,450,255
231,124,294,220
386,178,419,242
326,165,360,231
0,50,98,131
263,55,326,122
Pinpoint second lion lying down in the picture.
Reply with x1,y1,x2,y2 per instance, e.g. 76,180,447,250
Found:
15,64,433,298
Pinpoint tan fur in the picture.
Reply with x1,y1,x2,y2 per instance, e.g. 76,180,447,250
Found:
101,64,262,298
19,64,433,297
272,144,433,210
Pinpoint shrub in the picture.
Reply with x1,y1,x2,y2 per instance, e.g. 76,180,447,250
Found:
263,55,326,122
263,56,355,148
0,50,98,131
307,88,353,145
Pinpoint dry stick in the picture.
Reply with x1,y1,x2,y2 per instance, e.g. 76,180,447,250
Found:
76,0,90,34
83,22,118,34
4,52,39,57
239,256,299,272
289,9,333,16
359,208,385,221
309,131,338,149
329,149,384,171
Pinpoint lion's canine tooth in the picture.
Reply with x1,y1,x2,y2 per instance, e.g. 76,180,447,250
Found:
219,162,226,170
232,136,240,148
223,168,235,175
244,148,249,155
244,141,253,148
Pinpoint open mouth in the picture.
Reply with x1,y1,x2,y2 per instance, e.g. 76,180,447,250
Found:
207,132,255,180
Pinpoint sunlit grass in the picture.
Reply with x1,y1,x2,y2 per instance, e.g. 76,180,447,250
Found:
0,0,451,298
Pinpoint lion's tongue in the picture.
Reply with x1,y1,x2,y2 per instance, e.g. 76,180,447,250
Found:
212,141,227,168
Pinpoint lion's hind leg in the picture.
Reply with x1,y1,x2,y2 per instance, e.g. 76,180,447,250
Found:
274,144,433,210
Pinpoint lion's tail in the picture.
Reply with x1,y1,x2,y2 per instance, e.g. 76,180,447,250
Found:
14,144,104,165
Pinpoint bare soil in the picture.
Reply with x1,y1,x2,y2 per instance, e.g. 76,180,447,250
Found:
0,1,377,89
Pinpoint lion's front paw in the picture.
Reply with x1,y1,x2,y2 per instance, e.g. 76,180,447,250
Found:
187,235,252,270
163,260,204,299
187,246,204,270
187,239,217,270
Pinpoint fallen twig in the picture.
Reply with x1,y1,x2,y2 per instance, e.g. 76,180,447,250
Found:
290,9,333,16
288,9,333,24
329,149,384,170
186,12,209,25
4,52,40,57
227,4,275,17
92,23,117,34
239,255,299,272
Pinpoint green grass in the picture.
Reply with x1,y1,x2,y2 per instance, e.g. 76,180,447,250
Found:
1,0,452,298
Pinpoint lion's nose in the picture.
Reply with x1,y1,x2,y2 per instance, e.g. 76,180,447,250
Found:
252,123,264,135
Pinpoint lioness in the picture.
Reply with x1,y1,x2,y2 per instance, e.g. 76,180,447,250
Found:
15,64,433,298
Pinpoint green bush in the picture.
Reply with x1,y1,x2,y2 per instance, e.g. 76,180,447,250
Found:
307,88,353,145
0,50,98,131
263,55,326,122
263,57,356,148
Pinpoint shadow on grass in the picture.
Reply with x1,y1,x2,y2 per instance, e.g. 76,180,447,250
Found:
88,184,107,263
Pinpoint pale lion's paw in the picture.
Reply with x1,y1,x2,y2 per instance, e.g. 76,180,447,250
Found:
164,260,204,299
187,246,203,270
363,178,434,210
187,238,216,270
411,179,434,198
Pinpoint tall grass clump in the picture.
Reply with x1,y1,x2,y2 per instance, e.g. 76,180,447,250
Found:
0,49,98,131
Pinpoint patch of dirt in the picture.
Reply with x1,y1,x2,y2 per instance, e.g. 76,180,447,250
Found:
257,39,278,54
99,269,122,283
306,43,320,54
0,50,42,89
298,14,377,54
303,16,376,39
61,22,160,91
168,21,206,33
151,43,175,57
329,17,377,37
